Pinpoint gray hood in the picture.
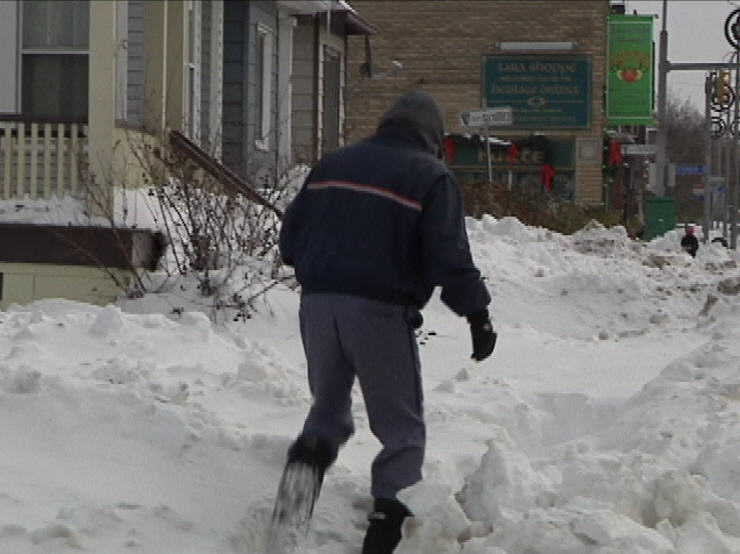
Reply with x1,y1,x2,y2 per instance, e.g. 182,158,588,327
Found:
376,91,445,159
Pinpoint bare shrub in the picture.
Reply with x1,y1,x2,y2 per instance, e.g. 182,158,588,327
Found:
75,126,302,321
126,130,298,321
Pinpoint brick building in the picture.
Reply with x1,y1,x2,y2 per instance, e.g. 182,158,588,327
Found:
346,0,610,205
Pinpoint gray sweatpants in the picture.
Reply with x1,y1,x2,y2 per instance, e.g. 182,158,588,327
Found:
298,293,425,499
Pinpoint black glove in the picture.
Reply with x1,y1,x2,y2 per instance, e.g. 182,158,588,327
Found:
467,309,497,361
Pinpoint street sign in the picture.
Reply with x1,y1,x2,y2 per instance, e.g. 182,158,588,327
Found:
460,107,513,128
709,176,726,192
675,164,705,176
621,144,656,155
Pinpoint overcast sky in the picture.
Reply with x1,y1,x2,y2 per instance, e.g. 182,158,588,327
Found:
625,0,740,111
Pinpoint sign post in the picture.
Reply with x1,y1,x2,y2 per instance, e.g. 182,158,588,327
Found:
486,128,492,183
459,107,514,182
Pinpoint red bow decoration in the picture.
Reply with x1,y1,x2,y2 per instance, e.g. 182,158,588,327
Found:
540,163,556,193
609,140,623,168
507,143,520,164
444,137,456,164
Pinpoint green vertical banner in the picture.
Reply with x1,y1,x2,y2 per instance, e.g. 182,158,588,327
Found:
607,14,655,126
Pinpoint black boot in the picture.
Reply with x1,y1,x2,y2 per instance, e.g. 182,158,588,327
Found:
270,435,337,527
286,434,337,479
361,498,413,554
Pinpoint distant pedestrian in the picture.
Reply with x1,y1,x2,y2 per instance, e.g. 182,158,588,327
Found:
681,224,699,257
273,90,497,553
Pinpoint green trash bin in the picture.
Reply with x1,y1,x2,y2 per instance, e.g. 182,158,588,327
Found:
644,197,677,240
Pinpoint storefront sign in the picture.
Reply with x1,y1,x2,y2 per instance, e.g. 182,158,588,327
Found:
483,55,591,129
607,15,654,126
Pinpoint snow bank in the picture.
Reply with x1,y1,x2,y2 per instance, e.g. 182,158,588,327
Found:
1,214,740,553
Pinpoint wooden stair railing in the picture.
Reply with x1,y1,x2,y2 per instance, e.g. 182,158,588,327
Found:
168,130,284,218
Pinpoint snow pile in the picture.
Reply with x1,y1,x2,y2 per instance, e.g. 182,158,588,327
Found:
0,194,105,226
401,316,740,553
467,216,732,342
1,214,740,553
0,188,166,229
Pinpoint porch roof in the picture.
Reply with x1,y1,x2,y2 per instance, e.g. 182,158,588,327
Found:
279,0,376,35
335,1,377,35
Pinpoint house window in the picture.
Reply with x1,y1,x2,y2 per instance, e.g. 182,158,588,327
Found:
322,47,341,154
255,24,272,150
21,0,90,120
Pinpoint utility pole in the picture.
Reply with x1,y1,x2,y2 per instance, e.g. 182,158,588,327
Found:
637,3,740,242
704,74,712,243
724,72,732,240
655,0,669,197
725,106,731,239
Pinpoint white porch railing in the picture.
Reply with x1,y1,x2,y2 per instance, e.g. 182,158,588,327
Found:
0,117,89,200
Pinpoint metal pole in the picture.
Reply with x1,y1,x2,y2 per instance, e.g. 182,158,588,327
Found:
725,128,730,238
485,127,492,183
733,50,739,249
704,74,712,243
725,87,731,238
655,0,669,197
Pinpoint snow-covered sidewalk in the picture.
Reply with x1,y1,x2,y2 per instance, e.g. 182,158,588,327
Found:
1,217,740,553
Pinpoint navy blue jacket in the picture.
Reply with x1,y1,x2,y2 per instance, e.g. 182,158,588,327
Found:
279,92,490,317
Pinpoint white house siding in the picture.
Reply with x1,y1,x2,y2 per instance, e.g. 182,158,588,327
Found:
201,2,211,139
0,1,18,113
209,1,224,159
199,0,224,157
116,0,128,121
126,0,145,127
187,1,203,144
200,1,222,154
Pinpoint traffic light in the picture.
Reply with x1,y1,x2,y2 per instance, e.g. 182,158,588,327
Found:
717,70,733,105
